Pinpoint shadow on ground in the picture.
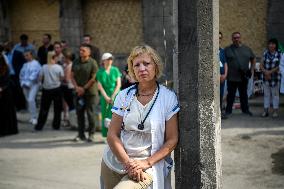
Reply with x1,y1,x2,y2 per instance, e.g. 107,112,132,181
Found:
272,148,284,175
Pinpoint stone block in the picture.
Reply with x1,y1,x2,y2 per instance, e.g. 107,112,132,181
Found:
175,0,221,188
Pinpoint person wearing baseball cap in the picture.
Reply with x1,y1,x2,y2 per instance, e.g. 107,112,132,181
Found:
96,53,122,138
101,52,113,61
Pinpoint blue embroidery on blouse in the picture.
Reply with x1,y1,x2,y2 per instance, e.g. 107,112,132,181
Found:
172,104,180,112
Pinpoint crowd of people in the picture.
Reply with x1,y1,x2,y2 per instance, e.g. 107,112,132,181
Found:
1,31,284,137
219,31,284,119
0,33,134,138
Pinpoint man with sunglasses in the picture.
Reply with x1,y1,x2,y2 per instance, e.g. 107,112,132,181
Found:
224,32,256,117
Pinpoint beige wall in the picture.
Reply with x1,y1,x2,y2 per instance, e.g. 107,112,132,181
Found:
82,0,143,54
220,0,267,57
7,0,267,57
8,0,60,49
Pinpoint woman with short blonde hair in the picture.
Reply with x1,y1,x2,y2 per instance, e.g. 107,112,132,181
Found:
35,51,64,131
101,45,179,189
127,45,163,81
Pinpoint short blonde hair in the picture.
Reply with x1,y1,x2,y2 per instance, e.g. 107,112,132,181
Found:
47,51,56,64
127,45,163,81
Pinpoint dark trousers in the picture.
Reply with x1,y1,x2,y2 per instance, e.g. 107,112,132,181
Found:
35,87,63,130
220,82,225,111
226,80,249,114
0,87,18,136
76,95,96,138
10,75,26,110
61,85,75,111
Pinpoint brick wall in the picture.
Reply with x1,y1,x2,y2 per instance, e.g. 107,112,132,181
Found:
6,0,270,58
220,0,268,57
82,0,143,54
8,0,60,49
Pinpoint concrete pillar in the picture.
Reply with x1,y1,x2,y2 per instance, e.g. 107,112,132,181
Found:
267,0,284,43
0,0,10,42
59,0,83,52
142,0,174,86
174,0,222,188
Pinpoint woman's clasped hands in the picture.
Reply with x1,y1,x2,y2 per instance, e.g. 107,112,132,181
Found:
124,159,152,182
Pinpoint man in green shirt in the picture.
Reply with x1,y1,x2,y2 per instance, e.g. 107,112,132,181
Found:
71,44,99,142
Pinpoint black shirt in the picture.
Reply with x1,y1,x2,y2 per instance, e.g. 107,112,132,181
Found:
90,45,100,65
37,44,54,65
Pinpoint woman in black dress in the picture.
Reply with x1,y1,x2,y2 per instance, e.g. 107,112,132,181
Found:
0,48,18,137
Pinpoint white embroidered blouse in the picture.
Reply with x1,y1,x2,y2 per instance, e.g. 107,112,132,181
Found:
103,84,180,189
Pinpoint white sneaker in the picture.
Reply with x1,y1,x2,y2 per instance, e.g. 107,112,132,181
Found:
31,118,38,125
272,111,278,118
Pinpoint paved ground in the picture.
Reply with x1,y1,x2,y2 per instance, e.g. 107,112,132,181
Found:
222,104,284,189
0,96,284,189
